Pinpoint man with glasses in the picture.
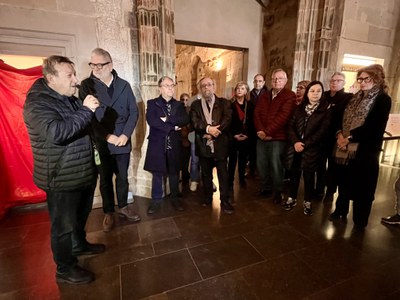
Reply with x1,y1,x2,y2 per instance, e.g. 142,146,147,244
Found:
254,69,296,204
318,71,353,202
190,77,234,214
79,48,139,232
144,76,189,214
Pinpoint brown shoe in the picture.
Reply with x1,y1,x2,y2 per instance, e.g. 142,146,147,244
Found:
103,213,114,232
119,205,141,222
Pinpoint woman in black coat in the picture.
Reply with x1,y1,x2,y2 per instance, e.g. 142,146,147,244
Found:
330,64,391,229
284,81,332,215
228,81,255,189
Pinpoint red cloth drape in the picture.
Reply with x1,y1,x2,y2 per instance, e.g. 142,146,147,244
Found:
0,60,45,219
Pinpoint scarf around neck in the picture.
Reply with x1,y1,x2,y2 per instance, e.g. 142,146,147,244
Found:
334,85,380,165
201,96,215,153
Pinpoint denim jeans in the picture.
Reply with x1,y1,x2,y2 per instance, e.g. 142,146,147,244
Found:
256,140,286,193
190,141,200,182
46,186,95,273
97,152,130,213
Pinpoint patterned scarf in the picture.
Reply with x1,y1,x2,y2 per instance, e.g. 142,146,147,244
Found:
201,96,215,153
334,85,380,165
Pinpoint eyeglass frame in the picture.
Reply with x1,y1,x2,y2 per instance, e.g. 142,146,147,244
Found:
356,76,372,84
200,83,214,88
161,84,175,89
88,62,111,69
271,77,287,82
330,79,344,83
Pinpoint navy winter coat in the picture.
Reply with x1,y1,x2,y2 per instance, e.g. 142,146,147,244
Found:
144,96,190,174
79,70,138,154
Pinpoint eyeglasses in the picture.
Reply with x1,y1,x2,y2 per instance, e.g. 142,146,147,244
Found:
161,84,175,89
330,79,344,83
357,76,372,84
271,77,287,82
88,62,111,69
200,83,214,88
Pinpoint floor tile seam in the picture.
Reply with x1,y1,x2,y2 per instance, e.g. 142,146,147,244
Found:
187,246,204,281
186,234,252,252
241,234,268,261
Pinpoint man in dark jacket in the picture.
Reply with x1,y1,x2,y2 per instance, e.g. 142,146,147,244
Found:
190,77,234,214
316,71,353,201
254,69,296,203
144,76,189,214
23,55,104,284
79,48,139,232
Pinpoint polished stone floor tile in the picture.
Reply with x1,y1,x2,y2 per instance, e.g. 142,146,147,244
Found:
1,166,399,299
189,236,264,279
121,250,201,299
243,224,312,259
166,271,258,300
240,253,330,300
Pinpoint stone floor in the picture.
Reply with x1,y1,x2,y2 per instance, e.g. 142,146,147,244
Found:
1,165,400,300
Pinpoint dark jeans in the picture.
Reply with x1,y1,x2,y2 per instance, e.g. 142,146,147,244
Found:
256,140,286,193
228,139,249,186
151,150,180,202
97,152,130,213
199,156,230,204
289,153,315,202
180,145,191,182
46,186,95,273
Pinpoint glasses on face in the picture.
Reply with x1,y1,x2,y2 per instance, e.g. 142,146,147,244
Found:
161,84,175,89
271,77,286,82
357,76,372,84
200,83,214,88
330,79,344,83
88,62,111,69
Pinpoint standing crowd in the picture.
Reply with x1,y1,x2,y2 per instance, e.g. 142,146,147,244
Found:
23,49,396,285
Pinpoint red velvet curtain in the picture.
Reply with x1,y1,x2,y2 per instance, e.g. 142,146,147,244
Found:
0,60,45,219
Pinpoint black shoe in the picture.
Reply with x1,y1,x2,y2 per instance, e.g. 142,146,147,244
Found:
202,200,212,207
72,242,106,256
56,265,95,285
323,193,334,202
147,202,161,214
381,214,400,225
256,189,272,197
171,199,184,211
221,202,235,214
328,211,347,221
273,192,283,205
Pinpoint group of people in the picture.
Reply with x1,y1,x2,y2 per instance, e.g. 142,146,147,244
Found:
23,49,397,286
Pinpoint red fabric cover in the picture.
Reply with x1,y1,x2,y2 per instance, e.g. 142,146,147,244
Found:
0,60,45,219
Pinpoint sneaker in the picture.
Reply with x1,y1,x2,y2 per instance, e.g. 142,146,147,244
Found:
282,197,297,211
190,181,198,192
303,201,312,216
102,213,114,232
119,205,141,222
381,214,400,225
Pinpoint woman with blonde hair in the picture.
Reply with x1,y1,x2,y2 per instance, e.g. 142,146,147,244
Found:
228,81,255,189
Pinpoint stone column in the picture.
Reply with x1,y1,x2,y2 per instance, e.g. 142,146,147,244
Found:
293,0,345,87
135,0,175,197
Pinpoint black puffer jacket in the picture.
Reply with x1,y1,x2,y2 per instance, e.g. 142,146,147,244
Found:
286,98,333,171
23,78,96,191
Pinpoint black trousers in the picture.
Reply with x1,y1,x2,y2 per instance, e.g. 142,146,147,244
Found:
97,152,130,213
46,186,95,272
228,139,249,186
199,156,230,204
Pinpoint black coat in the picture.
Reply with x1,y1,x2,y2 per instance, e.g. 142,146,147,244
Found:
230,99,255,138
144,96,189,174
23,78,96,191
286,98,333,171
190,96,232,159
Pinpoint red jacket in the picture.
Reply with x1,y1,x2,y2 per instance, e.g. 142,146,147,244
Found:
254,88,296,141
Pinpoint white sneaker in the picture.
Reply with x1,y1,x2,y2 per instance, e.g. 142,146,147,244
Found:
190,181,198,192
